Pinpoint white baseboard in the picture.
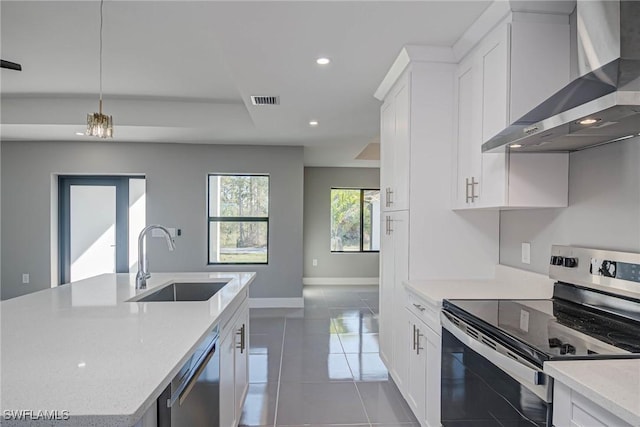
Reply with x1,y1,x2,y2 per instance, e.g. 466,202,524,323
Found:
303,277,379,286
249,297,304,308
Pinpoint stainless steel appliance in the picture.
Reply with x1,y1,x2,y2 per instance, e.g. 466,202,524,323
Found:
441,245,640,426
483,0,640,153
158,325,220,427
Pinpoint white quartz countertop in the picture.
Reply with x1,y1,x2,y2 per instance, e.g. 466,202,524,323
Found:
1,272,255,426
545,359,640,426
404,265,554,306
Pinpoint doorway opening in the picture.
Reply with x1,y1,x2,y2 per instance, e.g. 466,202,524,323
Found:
58,176,146,284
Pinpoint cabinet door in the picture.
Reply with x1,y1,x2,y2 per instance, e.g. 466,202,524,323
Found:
379,214,395,367
405,311,426,422
423,325,441,427
454,58,481,207
234,304,249,421
478,24,510,207
480,24,510,143
380,100,395,211
392,80,410,211
219,329,236,427
390,211,409,390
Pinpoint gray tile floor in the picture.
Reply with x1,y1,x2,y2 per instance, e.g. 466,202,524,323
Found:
240,286,419,427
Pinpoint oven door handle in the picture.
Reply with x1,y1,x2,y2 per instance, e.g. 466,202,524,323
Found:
441,313,546,387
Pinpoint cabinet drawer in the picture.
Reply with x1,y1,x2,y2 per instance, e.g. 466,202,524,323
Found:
406,292,440,333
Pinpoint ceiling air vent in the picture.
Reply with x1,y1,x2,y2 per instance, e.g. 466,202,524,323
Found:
251,95,280,106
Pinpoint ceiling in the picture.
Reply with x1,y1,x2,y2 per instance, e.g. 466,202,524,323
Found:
0,1,491,167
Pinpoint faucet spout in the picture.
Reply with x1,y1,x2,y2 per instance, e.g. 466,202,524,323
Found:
135,224,176,290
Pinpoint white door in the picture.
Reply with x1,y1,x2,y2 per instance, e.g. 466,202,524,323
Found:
69,185,117,282
59,176,146,284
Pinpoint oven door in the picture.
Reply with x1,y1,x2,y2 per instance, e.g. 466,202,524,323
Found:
441,311,552,427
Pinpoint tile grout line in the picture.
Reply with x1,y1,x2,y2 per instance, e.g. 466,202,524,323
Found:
272,316,287,427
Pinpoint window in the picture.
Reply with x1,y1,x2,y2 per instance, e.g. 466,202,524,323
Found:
208,174,269,264
330,188,380,252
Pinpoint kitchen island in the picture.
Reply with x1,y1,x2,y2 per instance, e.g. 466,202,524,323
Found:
1,272,255,426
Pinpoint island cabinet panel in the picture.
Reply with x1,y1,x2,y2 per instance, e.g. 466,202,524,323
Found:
220,325,237,427
233,303,249,422
219,295,250,427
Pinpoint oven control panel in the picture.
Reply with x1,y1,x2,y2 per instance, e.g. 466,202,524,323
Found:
550,246,640,296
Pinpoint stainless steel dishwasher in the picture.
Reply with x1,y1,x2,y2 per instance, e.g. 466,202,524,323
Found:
158,325,220,427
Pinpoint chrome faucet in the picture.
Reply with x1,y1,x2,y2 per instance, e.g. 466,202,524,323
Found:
136,224,176,289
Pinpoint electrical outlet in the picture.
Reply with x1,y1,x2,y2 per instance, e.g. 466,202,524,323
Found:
312,259,318,267
521,242,531,264
22,273,30,284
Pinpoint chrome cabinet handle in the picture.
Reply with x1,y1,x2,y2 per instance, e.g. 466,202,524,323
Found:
470,177,479,202
385,216,393,235
412,324,417,350
387,188,394,206
413,303,426,312
465,177,471,203
416,328,424,355
236,324,246,353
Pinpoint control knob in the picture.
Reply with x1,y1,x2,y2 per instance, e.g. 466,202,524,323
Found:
550,256,564,266
563,257,578,268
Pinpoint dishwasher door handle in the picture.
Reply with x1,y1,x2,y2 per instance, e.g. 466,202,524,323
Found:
167,341,217,408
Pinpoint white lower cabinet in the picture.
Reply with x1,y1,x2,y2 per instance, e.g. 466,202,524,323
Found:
379,210,410,391
219,297,250,427
553,382,631,427
404,296,442,427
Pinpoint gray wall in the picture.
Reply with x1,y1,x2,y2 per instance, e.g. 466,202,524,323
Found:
500,139,640,273
303,167,380,279
1,141,303,300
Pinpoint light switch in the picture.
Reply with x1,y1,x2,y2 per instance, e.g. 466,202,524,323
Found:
521,242,531,264
312,259,318,267
22,273,30,284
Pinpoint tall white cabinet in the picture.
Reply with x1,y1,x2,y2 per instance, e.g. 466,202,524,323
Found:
377,6,573,427
377,47,499,427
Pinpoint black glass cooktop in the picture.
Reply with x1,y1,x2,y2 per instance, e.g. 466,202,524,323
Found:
443,298,640,360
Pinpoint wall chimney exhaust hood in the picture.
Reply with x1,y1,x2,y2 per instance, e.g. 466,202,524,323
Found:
483,0,640,153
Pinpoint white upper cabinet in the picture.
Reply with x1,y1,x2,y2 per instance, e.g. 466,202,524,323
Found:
381,74,410,212
453,15,571,210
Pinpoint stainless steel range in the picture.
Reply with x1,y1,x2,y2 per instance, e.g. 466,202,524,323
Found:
440,246,640,426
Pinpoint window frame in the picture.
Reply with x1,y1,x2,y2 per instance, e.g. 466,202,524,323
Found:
207,173,270,265
330,187,380,254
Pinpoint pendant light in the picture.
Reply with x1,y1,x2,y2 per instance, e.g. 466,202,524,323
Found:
86,0,113,138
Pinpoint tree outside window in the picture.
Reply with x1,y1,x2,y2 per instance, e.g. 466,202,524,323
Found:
331,188,380,252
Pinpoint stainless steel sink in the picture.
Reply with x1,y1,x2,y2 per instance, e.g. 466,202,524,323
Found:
132,282,227,302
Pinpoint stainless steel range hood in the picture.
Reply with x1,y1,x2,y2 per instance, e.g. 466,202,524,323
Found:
483,0,640,153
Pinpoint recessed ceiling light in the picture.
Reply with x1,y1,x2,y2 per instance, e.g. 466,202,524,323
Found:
577,118,600,125
309,120,319,126
77,362,86,368
316,57,330,65
75,132,85,136
509,144,523,148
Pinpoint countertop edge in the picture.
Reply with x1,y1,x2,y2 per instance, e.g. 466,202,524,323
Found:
544,361,640,426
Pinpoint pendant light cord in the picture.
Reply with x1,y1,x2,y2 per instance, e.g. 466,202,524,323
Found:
99,0,104,110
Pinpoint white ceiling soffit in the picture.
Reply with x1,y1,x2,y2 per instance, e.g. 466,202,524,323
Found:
0,1,492,166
